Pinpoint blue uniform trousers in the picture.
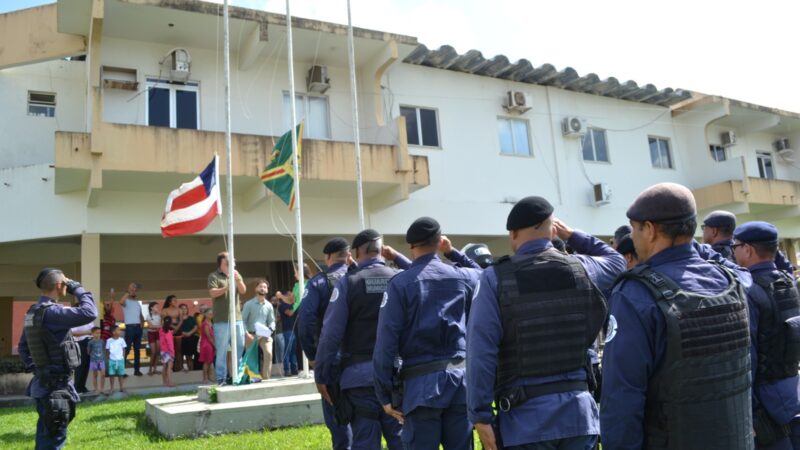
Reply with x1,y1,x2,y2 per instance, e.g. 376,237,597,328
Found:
322,395,353,449
344,387,402,450
402,405,472,450
507,435,597,450
35,397,70,450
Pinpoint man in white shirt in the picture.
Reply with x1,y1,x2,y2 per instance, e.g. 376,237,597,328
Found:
116,283,144,376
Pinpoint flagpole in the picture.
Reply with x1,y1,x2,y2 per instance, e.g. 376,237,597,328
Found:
222,0,240,384
285,0,310,379
346,0,366,229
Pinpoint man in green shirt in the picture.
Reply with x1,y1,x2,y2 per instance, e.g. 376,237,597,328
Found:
242,279,276,380
207,251,247,385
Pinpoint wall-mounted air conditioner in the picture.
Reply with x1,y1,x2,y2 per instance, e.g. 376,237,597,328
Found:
307,65,330,94
593,183,611,206
562,117,587,137
504,90,531,114
720,131,736,147
160,48,191,82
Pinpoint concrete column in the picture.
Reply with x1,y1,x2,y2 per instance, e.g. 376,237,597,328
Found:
785,239,798,268
0,297,12,357
81,233,101,319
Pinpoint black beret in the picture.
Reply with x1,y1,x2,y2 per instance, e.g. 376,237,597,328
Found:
461,243,493,268
506,196,554,231
626,183,696,224
323,237,349,255
35,268,60,289
352,229,381,249
406,217,441,244
734,221,778,244
615,234,636,256
703,210,737,229
614,225,632,242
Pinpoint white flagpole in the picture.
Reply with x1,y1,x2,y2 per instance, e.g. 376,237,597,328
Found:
346,0,366,229
222,0,240,384
285,0,309,378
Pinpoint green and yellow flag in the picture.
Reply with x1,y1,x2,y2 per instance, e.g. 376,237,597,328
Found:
236,339,262,384
260,123,303,210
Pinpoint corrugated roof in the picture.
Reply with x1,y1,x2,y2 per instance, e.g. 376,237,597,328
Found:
403,45,693,107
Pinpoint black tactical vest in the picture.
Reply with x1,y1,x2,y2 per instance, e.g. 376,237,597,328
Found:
494,249,607,392
313,269,347,342
342,264,398,366
24,303,81,377
617,264,753,450
712,241,736,263
754,271,800,382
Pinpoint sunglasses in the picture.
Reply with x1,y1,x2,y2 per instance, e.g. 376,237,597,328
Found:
731,243,747,250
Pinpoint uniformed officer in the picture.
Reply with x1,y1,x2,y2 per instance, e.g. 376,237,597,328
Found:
297,237,353,450
460,243,494,269
315,229,403,450
467,196,624,450
612,224,633,250
616,234,639,269
373,217,481,450
702,210,738,261
600,182,754,450
733,221,800,449
18,268,98,450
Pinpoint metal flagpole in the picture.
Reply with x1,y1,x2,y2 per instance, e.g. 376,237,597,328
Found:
222,0,240,384
285,0,309,379
346,0,366,229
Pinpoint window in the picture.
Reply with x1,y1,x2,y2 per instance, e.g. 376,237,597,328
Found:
28,91,56,117
648,137,673,169
710,145,727,162
400,106,439,147
282,93,330,139
757,151,775,179
146,79,199,129
497,117,531,156
582,128,609,162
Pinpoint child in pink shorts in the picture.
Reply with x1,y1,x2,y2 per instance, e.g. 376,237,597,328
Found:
159,316,176,388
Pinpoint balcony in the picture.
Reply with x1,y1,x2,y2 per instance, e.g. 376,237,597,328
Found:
693,177,800,218
54,122,429,209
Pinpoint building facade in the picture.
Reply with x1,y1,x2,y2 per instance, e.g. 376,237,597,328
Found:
1,0,798,355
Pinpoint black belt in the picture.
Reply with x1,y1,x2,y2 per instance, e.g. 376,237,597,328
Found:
399,358,465,381
497,380,588,412
342,353,372,369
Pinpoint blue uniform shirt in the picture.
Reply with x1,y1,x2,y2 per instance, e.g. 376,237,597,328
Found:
18,288,98,402
373,252,481,413
315,257,389,390
748,261,800,425
600,243,752,450
467,232,625,446
297,262,348,361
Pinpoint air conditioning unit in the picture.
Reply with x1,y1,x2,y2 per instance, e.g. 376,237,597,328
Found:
593,183,611,206
720,131,736,147
562,116,587,137
307,65,330,94
161,48,191,82
503,90,531,114
775,138,791,151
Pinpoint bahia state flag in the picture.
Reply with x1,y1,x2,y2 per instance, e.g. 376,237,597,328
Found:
260,123,303,210
160,155,221,237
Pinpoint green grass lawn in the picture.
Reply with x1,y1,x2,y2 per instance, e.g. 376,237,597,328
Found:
0,394,338,449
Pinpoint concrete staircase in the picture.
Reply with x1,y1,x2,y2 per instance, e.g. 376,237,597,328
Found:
145,377,324,438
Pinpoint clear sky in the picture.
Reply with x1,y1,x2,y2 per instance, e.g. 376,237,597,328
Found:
4,0,798,112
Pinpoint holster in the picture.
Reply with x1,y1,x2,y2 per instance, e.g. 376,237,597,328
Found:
44,389,75,436
328,383,354,426
754,407,790,447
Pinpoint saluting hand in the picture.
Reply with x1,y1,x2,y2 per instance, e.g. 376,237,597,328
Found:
381,245,398,261
551,217,574,240
439,235,453,254
382,403,404,425
474,423,498,450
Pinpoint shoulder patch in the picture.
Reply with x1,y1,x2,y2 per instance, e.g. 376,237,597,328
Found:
329,288,339,303
302,288,310,299
605,315,618,344
380,292,388,308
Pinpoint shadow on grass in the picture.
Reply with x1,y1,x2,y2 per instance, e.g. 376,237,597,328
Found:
85,410,142,422
0,431,35,445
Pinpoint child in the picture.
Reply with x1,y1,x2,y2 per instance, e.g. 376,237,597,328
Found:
106,325,127,393
159,316,176,388
147,302,162,376
198,309,215,384
87,327,106,394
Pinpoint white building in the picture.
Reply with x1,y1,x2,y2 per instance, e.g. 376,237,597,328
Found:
0,0,798,355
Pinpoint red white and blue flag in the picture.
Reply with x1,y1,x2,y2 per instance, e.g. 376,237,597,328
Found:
160,155,221,237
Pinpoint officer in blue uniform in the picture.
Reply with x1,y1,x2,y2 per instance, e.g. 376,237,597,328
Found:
702,210,738,262
615,234,639,270
612,224,632,250
600,183,754,450
18,268,98,450
460,243,494,269
373,217,481,450
733,221,800,449
467,196,624,450
315,229,403,450
297,237,353,450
